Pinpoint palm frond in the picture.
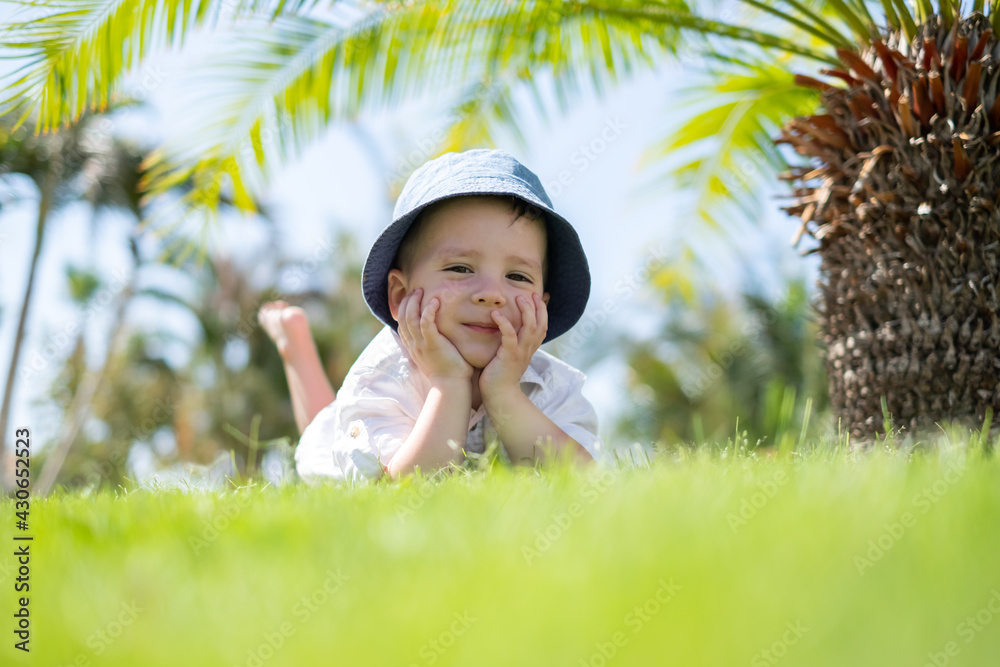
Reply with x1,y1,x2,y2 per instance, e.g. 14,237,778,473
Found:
914,0,934,24
938,0,955,29
595,4,841,66
774,0,857,48
639,60,820,230
890,0,918,41
878,0,901,31
741,0,853,49
437,74,527,158
0,0,332,133
824,0,876,42
135,0,690,234
3,0,210,132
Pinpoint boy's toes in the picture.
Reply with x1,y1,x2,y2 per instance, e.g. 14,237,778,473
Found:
260,300,288,312
280,306,307,329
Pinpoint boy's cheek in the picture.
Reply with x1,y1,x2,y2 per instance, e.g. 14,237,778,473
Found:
433,283,465,307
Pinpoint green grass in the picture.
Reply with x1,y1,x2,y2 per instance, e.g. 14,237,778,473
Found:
3,431,1000,667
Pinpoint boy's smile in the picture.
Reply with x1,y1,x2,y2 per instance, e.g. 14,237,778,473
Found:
387,195,550,369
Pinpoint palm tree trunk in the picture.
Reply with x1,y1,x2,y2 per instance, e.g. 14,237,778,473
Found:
0,168,56,484
35,238,138,495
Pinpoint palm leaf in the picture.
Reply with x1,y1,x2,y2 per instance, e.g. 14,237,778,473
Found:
132,0,693,234
1,0,222,131
595,3,841,66
639,59,820,231
434,74,528,161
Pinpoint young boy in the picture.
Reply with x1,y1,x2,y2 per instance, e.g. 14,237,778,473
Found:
259,148,612,483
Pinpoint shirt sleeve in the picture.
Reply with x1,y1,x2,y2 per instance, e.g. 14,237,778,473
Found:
296,370,420,484
537,368,616,468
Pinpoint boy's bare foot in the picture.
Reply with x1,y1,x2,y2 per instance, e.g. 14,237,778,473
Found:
258,301,309,358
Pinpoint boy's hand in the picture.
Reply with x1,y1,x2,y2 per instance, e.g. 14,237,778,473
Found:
397,288,473,381
479,293,548,401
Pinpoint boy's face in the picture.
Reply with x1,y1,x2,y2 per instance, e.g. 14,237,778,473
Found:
387,196,551,369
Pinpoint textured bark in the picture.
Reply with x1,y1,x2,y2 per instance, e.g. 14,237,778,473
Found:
781,13,1000,437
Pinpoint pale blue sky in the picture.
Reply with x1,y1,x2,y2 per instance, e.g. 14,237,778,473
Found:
0,19,819,460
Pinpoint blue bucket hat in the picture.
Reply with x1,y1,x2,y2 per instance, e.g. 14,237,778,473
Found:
362,148,591,343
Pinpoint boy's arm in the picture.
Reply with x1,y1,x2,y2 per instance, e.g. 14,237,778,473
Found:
484,389,592,465
384,378,471,479
279,315,336,434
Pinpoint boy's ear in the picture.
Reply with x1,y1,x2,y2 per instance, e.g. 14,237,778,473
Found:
387,269,408,321
542,291,550,306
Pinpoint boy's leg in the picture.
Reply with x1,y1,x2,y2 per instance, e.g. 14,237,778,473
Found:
258,302,336,434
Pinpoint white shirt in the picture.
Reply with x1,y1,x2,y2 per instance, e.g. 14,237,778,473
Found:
295,325,613,483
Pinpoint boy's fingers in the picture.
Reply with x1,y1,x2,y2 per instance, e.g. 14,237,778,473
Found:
420,298,438,338
405,290,422,339
519,295,536,332
535,293,548,336
494,311,517,347
400,293,416,342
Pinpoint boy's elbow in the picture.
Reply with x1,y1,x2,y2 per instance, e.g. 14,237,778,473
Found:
384,454,428,481
568,439,596,465
384,455,406,480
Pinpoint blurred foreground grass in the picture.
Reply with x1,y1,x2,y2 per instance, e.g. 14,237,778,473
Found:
2,432,999,667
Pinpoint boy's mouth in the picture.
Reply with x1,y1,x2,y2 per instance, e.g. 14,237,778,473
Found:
464,323,500,334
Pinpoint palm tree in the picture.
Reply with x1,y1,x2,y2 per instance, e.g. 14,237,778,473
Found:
775,5,1000,438
654,1,1000,438
0,115,95,471
7,0,998,437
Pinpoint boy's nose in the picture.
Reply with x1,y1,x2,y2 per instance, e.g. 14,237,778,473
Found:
472,280,506,306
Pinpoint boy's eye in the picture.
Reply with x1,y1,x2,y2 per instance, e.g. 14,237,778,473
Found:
446,266,531,283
